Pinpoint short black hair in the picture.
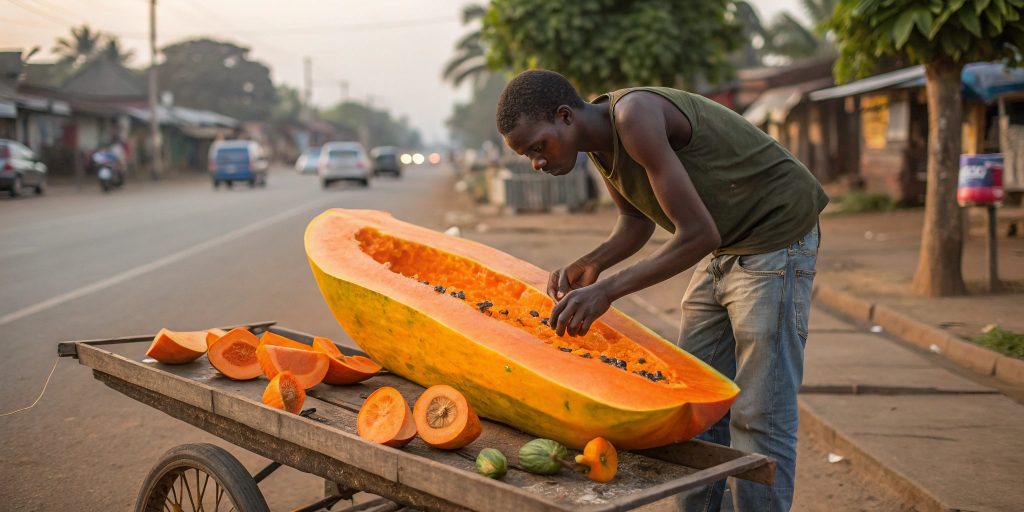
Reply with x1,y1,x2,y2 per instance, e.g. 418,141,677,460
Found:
496,69,585,135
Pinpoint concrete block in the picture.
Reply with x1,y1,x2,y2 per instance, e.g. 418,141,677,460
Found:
944,338,998,376
871,305,952,352
813,284,873,322
995,356,1024,386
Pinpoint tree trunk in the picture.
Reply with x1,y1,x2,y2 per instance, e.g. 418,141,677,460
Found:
911,62,966,297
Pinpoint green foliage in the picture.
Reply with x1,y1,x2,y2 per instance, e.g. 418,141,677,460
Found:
447,74,508,149
443,3,491,87
320,101,421,149
826,0,1024,82
481,0,742,95
270,84,304,122
158,39,278,121
832,191,899,214
974,326,1024,358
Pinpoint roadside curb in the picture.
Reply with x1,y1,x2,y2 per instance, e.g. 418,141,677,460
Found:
812,283,1024,386
797,398,949,512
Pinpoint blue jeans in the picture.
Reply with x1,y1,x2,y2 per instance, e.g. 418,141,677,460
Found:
676,225,818,512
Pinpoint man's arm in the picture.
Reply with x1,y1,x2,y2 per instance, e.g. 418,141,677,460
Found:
551,93,721,336
549,180,655,299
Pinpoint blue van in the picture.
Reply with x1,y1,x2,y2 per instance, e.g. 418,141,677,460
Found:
209,140,268,188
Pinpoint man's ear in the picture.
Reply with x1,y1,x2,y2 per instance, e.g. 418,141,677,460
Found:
557,105,574,125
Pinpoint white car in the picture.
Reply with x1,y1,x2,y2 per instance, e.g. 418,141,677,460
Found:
319,142,371,188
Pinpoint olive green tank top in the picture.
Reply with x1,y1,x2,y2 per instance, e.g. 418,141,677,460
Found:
587,87,829,256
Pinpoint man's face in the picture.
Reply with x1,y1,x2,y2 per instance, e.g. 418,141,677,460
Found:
503,112,578,176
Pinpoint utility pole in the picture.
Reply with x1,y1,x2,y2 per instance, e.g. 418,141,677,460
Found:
148,0,162,180
302,56,312,121
339,80,348,103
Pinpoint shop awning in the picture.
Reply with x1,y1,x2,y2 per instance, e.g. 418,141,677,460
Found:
809,63,1024,103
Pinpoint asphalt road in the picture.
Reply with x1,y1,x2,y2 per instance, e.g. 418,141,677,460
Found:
0,165,460,510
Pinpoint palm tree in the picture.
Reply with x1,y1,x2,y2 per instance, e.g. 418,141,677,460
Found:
97,36,135,65
52,24,103,68
442,4,489,87
762,0,838,60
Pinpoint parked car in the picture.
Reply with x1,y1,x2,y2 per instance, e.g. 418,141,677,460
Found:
319,141,371,188
370,146,402,177
294,146,321,175
0,139,47,197
208,140,268,189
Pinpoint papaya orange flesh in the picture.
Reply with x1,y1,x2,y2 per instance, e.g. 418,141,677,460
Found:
263,371,305,414
306,209,739,449
146,328,209,364
413,385,481,450
312,337,382,385
260,331,310,350
256,344,329,389
205,328,228,349
357,386,414,447
208,327,262,380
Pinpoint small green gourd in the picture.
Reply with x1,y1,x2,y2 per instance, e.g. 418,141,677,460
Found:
475,448,508,479
518,438,568,475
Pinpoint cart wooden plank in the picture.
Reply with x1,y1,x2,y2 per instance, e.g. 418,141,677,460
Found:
60,323,774,512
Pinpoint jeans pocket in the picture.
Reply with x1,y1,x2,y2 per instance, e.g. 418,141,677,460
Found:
736,248,787,277
794,269,816,340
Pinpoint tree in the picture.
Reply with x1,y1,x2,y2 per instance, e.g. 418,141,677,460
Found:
482,0,743,95
447,73,508,148
95,36,135,66
321,101,421,149
732,0,838,67
825,0,1024,296
52,24,102,68
442,4,491,87
270,84,304,122
158,39,277,121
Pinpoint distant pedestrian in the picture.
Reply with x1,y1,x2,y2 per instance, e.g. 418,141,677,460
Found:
496,69,828,512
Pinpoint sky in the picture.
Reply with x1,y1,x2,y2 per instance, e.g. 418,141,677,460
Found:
1,0,806,145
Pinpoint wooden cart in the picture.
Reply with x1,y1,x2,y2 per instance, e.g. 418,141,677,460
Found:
58,322,774,512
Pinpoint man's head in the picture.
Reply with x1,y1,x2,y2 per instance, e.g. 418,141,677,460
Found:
497,69,585,175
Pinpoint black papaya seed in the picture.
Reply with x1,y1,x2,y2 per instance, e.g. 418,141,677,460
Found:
529,310,539,317
476,300,493,312
434,285,447,293
499,309,509,315
541,317,550,326
638,358,646,364
581,353,592,359
559,347,572,352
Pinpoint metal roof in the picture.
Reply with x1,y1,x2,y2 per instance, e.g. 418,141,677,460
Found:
808,66,924,101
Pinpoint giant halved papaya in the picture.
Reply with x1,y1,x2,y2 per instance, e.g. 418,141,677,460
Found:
305,209,739,450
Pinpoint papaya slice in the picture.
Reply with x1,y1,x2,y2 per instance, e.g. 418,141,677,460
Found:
256,344,329,389
145,328,209,364
357,386,416,447
260,331,311,350
205,328,228,349
311,336,382,385
413,384,481,450
208,327,261,380
262,371,305,414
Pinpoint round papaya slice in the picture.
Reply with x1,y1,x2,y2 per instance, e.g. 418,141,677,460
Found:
262,371,305,414
311,336,382,385
413,384,482,450
357,386,416,447
259,331,311,350
256,344,329,389
146,328,209,364
208,327,261,380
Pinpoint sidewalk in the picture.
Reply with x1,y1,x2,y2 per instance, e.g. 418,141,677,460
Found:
444,197,1024,511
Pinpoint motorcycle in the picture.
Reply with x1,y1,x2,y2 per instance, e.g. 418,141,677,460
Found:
92,150,124,193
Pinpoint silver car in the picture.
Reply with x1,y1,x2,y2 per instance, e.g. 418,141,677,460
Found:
0,139,47,197
319,142,371,188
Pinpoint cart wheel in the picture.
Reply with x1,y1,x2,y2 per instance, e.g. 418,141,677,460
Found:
135,443,269,512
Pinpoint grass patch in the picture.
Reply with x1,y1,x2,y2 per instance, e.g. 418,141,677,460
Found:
974,326,1024,358
830,192,899,215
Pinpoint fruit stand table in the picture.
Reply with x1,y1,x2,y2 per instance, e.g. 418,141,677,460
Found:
58,321,775,512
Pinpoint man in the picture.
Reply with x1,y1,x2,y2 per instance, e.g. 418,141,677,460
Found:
496,69,827,512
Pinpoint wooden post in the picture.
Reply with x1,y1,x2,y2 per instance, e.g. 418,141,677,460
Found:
987,204,1001,293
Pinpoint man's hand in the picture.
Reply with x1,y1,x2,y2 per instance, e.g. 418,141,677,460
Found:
547,260,600,301
549,282,612,337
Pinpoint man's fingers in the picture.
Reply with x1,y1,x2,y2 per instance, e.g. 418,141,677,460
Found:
547,270,560,299
557,269,572,300
549,297,567,331
554,297,575,336
579,317,597,337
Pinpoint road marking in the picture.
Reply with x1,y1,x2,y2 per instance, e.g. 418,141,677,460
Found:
0,199,335,327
